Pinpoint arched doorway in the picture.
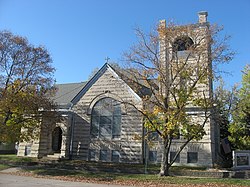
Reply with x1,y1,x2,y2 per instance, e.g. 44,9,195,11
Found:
52,127,62,153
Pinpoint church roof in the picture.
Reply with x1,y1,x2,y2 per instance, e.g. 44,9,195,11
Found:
110,65,152,98
71,63,145,104
52,63,151,110
52,82,86,109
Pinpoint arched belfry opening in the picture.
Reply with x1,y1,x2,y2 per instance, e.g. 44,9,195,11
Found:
172,36,194,59
173,36,194,52
52,127,62,153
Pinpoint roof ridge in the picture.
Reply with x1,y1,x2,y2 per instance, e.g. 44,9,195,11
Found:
55,82,86,85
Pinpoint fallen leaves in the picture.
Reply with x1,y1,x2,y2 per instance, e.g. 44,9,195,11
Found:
3,170,244,187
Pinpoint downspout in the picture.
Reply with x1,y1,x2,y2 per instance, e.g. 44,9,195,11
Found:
144,127,148,174
69,104,75,160
142,126,145,164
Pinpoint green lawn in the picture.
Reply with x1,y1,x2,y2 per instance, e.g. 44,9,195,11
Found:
0,154,249,186
0,164,10,170
22,167,250,186
0,154,37,162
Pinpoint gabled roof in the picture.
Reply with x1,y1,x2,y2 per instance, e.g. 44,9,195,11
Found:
71,63,143,104
111,65,152,98
52,82,86,109
52,63,151,109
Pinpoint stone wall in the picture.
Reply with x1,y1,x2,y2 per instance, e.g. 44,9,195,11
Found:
155,19,219,167
17,114,70,159
71,66,143,163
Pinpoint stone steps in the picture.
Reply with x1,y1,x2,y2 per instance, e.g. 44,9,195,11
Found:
46,153,61,160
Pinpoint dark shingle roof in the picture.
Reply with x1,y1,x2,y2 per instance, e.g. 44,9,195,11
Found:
52,82,86,109
109,64,152,97
51,63,152,110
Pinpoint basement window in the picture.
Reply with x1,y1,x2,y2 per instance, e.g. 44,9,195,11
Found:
187,152,198,163
170,151,180,163
100,150,108,161
111,150,120,162
88,149,96,161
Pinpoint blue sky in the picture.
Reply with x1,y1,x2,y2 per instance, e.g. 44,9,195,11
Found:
0,0,249,87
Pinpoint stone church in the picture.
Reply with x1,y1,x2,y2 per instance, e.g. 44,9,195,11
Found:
17,12,220,167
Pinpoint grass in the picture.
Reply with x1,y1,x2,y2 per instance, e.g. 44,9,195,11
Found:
60,159,207,172
0,164,10,170
0,154,37,162
22,166,250,186
0,154,249,186
0,154,206,171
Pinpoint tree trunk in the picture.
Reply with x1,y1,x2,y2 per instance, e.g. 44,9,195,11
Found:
159,139,170,176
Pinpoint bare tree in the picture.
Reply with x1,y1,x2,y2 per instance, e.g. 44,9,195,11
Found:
122,19,234,176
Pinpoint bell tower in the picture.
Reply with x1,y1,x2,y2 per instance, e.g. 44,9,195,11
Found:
159,11,212,100
157,12,219,167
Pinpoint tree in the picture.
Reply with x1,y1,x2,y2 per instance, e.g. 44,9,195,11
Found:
213,80,237,167
229,65,250,150
0,31,56,142
213,79,237,140
122,21,234,176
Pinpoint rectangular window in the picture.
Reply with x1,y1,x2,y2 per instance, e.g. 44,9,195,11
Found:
91,117,99,138
111,150,120,162
112,116,121,138
187,152,198,163
149,151,157,162
99,116,112,138
100,150,108,161
88,149,96,161
100,116,112,124
99,124,112,138
170,151,180,163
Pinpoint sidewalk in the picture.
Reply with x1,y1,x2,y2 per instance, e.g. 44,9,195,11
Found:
0,173,132,187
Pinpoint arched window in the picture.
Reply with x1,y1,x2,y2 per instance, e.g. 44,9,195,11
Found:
173,36,194,52
91,97,121,139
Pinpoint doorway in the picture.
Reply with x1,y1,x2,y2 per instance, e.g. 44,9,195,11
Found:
52,127,62,153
